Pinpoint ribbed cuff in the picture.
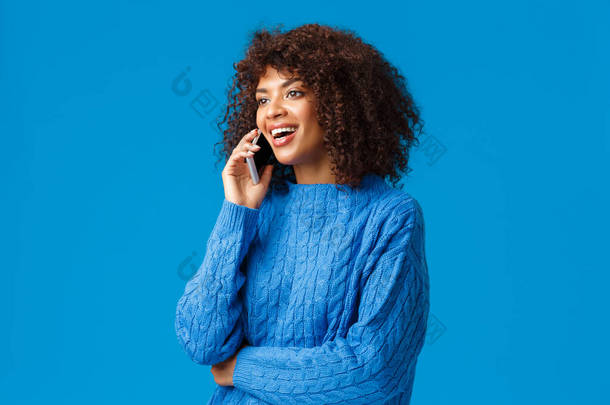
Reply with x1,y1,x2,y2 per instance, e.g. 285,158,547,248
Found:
232,345,259,390
214,198,259,235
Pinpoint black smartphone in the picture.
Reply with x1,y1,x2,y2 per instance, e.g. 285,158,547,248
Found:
245,129,275,184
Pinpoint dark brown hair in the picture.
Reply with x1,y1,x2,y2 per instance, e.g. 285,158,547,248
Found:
213,23,425,192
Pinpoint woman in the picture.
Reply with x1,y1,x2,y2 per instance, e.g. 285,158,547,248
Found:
175,23,430,404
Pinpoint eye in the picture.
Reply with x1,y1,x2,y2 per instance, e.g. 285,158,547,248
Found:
256,90,304,106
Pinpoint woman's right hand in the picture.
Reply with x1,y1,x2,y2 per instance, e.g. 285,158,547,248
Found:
221,128,274,210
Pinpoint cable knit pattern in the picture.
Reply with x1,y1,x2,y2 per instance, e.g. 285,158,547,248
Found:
175,174,430,404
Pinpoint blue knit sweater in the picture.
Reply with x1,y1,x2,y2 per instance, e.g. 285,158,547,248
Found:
175,173,430,404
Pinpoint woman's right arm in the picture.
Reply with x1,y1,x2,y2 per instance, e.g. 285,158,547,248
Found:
175,127,273,365
174,198,259,365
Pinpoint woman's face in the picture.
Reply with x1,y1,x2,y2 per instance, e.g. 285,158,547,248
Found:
255,65,328,169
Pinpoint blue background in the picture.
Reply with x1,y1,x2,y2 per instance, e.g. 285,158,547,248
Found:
2,0,609,403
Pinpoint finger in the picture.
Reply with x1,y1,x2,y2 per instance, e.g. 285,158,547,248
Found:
230,151,254,163
231,148,254,160
239,131,260,153
245,143,261,152
237,129,259,149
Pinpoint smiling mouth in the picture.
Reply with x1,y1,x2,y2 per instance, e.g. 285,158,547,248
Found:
271,125,299,139
273,130,296,139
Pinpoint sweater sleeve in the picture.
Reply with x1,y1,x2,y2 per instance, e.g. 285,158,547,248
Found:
175,198,259,365
231,200,430,404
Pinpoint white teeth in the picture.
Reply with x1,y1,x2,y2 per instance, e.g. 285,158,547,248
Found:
271,127,297,136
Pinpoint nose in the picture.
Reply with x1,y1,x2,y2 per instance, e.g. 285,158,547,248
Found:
265,96,287,120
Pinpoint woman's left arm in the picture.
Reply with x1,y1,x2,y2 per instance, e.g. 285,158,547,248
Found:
229,200,430,404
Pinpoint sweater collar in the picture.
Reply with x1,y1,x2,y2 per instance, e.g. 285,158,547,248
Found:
273,173,390,215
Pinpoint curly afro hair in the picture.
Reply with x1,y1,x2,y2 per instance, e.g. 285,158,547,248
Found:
213,23,425,193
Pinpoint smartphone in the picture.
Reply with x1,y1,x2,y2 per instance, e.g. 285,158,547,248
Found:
245,129,275,184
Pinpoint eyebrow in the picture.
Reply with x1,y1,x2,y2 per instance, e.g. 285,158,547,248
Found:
255,78,302,94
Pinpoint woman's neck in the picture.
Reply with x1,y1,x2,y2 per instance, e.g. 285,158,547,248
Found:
291,152,336,184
